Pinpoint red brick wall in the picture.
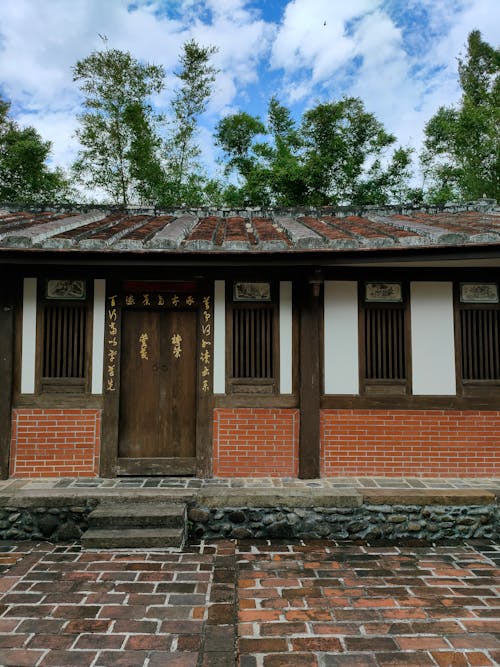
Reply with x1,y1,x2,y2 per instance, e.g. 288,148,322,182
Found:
321,409,500,477
213,408,299,477
10,409,101,477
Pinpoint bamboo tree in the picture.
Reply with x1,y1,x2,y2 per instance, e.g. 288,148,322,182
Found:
72,48,165,206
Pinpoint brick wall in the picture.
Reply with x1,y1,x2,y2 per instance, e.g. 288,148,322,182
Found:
321,409,500,477
213,408,299,477
10,409,101,477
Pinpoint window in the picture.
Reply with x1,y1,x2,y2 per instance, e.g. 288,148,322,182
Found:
457,282,500,387
37,280,92,393
227,282,278,393
360,282,410,395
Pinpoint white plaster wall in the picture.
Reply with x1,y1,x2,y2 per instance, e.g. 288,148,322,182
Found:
21,278,37,394
279,282,293,394
411,282,456,395
324,281,359,394
91,279,106,394
214,280,226,393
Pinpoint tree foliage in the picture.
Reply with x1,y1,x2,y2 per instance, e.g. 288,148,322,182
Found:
215,96,413,206
0,98,70,205
163,40,219,205
422,30,500,203
72,48,165,207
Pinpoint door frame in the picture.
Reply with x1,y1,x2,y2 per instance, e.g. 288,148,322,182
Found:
100,279,214,477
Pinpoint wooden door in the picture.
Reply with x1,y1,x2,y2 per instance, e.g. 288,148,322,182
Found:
117,308,197,475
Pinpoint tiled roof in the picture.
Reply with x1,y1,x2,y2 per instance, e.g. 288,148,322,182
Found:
0,203,499,254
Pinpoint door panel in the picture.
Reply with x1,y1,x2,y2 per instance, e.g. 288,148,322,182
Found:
118,308,197,474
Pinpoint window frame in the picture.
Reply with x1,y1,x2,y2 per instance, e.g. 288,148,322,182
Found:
35,279,93,394
225,280,279,394
358,280,412,396
454,281,500,396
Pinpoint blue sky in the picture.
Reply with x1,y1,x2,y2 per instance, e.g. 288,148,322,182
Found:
0,0,498,190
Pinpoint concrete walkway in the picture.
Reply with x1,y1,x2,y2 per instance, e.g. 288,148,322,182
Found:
2,477,499,491
0,538,498,667
1,477,498,506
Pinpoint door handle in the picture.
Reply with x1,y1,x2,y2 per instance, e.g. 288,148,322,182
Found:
161,364,168,372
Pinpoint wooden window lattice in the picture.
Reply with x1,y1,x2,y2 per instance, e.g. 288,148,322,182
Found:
460,308,500,380
364,306,406,380
42,304,87,379
232,304,274,379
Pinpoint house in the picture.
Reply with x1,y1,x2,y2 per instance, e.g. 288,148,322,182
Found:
0,201,499,480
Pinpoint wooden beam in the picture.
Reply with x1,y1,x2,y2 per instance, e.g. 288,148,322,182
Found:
299,278,321,479
0,283,15,479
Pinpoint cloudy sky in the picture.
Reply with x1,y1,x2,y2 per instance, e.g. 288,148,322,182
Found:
0,0,498,183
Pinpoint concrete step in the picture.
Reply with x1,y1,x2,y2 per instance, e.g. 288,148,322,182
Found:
81,527,185,549
88,503,185,529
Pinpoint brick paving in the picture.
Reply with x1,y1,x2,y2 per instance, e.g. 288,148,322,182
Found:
0,540,498,666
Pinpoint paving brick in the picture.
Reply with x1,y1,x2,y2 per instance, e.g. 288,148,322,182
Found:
0,540,498,667
344,637,398,651
0,649,46,666
268,654,322,666
40,650,98,666
94,651,150,667
239,638,289,653
321,657,378,667
124,634,173,650
376,653,435,666
147,654,199,667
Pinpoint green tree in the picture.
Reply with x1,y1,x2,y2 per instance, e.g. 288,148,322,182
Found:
265,97,306,205
215,96,412,206
0,98,70,204
162,39,218,205
301,97,411,205
422,30,500,203
214,111,269,205
72,48,165,206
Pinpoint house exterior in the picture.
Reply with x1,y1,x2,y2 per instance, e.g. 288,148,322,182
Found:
0,201,499,480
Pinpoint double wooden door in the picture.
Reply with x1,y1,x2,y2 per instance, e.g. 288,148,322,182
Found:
117,308,197,475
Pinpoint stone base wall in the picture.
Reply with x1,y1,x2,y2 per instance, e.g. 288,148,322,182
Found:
189,504,498,542
321,409,500,477
10,409,101,477
0,501,97,541
213,408,299,477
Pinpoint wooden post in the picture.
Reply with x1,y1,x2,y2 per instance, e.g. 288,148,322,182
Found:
299,276,321,479
100,281,121,477
0,283,15,479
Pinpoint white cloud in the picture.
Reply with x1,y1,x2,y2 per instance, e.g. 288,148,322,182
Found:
271,0,379,85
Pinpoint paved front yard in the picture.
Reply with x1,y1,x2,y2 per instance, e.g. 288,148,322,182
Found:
0,539,498,666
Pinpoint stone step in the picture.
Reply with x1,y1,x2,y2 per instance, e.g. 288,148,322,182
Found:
88,503,185,529
81,527,185,549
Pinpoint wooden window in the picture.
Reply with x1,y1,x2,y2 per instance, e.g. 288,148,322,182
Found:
37,282,92,393
360,282,410,395
227,283,278,393
456,284,500,390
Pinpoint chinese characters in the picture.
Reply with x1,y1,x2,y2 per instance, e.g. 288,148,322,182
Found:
106,295,118,391
200,295,211,392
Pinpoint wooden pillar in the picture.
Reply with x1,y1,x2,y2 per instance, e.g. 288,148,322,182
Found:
299,276,322,479
0,283,15,479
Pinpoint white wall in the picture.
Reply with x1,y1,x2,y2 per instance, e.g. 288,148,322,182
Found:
324,281,359,394
279,281,293,394
411,282,456,395
213,280,226,393
91,279,106,394
21,278,37,394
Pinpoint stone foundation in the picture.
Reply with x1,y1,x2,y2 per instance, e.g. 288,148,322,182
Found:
0,501,97,541
188,504,498,542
